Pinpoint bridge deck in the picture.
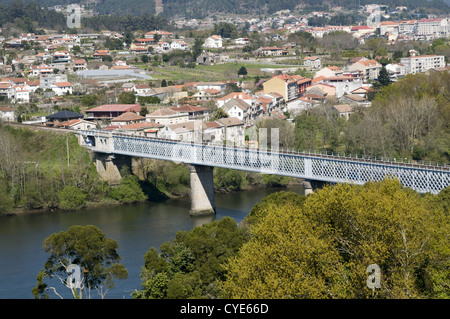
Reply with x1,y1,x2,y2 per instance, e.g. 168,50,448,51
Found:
78,130,449,195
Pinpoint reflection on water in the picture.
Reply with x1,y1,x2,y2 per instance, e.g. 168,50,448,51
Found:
0,185,304,299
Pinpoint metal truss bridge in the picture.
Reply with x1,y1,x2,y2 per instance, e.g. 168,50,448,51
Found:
77,130,449,195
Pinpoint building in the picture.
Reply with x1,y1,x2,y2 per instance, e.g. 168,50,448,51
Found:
320,76,363,98
303,56,321,69
0,106,14,122
111,112,146,127
332,104,354,120
348,59,381,81
415,18,448,38
146,108,189,125
262,74,312,102
261,47,285,56
204,35,223,48
51,82,73,96
400,55,445,74
86,104,141,120
170,105,209,121
221,98,252,123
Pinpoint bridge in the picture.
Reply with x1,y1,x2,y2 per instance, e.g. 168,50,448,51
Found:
75,129,450,215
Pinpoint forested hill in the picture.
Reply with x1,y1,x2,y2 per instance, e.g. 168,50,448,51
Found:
0,0,448,19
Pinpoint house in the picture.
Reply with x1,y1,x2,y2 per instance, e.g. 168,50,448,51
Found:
348,59,381,81
117,122,164,137
146,108,189,125
51,82,73,96
306,83,336,100
216,117,245,146
204,35,223,48
235,38,250,45
192,89,222,101
221,98,253,123
303,56,321,69
93,50,110,59
196,81,228,92
261,47,285,56
170,40,189,51
12,85,30,103
217,92,256,108
386,63,407,79
73,59,87,71
0,82,14,100
157,120,200,142
54,119,96,130
0,106,15,122
151,86,188,103
30,64,53,76
332,104,353,120
170,105,209,121
53,51,71,63
320,76,363,98
133,84,155,96
86,104,141,120
350,86,376,99
111,112,146,127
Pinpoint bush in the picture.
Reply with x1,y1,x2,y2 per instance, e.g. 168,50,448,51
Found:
214,168,243,192
59,185,87,210
108,175,147,203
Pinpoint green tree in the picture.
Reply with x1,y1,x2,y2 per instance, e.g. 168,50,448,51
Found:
237,66,247,76
118,92,136,104
134,217,249,299
223,179,450,299
32,225,128,299
108,173,147,204
58,185,87,210
374,66,392,88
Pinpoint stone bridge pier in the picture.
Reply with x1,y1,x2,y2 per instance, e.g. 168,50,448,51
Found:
188,165,216,216
92,152,132,186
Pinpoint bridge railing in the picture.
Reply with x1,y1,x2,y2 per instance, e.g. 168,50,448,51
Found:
77,130,450,194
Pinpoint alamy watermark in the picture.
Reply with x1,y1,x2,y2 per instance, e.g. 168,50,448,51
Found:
366,264,381,290
366,5,381,27
66,4,81,29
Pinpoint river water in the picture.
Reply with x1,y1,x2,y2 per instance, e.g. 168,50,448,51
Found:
0,186,304,299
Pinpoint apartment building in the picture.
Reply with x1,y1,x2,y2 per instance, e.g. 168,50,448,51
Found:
400,55,445,74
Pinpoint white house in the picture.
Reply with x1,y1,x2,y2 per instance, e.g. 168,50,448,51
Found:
12,85,30,103
170,40,189,51
221,98,252,123
51,81,73,96
204,35,223,48
0,106,15,122
320,76,363,98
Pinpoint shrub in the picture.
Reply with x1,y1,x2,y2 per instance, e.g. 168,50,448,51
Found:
59,185,87,210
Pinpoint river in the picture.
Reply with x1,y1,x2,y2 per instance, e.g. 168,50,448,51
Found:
0,186,304,299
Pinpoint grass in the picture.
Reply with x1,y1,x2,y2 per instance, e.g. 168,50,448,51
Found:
136,61,296,83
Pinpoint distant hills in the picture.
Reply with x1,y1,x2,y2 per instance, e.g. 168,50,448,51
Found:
0,0,448,19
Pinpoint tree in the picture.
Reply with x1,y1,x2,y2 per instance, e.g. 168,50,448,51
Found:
237,66,247,76
133,217,248,299
58,185,87,210
223,179,450,299
118,91,136,104
32,225,128,299
374,66,392,88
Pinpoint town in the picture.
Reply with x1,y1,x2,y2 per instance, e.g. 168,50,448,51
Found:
0,3,449,150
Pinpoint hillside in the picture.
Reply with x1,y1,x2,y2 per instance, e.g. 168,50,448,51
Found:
0,0,448,19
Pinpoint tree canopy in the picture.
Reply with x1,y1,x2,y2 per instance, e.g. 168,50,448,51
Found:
32,225,128,299
223,179,450,299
